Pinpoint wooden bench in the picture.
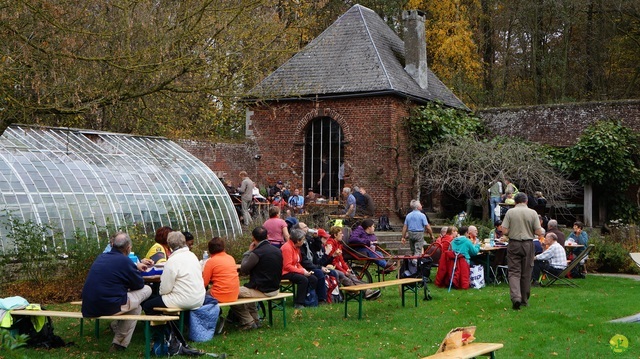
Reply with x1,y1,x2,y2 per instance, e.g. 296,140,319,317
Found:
341,278,423,319
10,309,178,359
155,292,294,329
423,342,504,358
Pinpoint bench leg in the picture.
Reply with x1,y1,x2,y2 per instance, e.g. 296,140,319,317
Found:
268,299,274,327
266,298,287,328
79,318,84,336
94,319,100,339
401,284,419,308
357,291,364,320
144,321,151,359
179,311,184,334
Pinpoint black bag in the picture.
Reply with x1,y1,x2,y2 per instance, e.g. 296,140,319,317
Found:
153,321,203,356
399,257,433,301
11,314,66,349
378,215,392,231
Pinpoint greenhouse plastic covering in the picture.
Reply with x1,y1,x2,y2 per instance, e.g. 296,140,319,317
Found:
0,125,241,253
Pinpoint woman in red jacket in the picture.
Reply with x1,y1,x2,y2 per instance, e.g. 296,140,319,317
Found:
322,226,380,300
281,229,318,309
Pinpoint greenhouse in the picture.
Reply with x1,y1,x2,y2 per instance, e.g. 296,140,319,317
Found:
0,125,241,253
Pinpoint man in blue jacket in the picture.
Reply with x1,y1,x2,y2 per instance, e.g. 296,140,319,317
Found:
82,232,152,352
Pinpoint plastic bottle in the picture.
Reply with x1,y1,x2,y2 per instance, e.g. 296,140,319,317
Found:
203,251,209,261
489,231,495,247
128,252,139,264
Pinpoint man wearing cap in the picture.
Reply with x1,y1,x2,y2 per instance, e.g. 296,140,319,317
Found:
294,222,329,304
269,180,284,200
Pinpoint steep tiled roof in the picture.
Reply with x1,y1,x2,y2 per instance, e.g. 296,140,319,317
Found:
248,4,467,109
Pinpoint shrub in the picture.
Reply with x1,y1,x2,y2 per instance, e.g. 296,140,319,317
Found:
0,328,28,351
588,229,639,274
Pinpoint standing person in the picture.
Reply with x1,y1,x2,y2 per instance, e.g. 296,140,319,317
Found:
317,157,330,197
281,229,318,309
238,171,254,226
202,237,240,303
229,226,283,330
359,187,376,217
142,231,205,314
401,200,434,264
502,192,544,310
338,162,345,198
81,232,153,353
489,179,503,224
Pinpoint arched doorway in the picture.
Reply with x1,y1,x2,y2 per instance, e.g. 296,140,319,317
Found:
304,117,344,199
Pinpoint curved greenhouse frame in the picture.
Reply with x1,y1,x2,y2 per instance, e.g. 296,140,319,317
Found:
0,125,241,253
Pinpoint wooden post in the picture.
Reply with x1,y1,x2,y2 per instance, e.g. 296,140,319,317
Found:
584,184,593,227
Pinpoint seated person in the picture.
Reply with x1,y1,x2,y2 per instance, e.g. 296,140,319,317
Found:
202,237,240,303
348,219,395,272
532,232,567,286
342,187,357,218
271,191,287,211
294,223,329,304
229,226,282,330
450,226,480,265
145,226,173,263
490,220,506,242
547,219,566,246
142,231,205,315
287,188,305,214
183,231,195,251
304,189,318,205
263,206,289,247
323,226,380,300
281,229,318,309
504,192,515,205
82,232,153,352
567,221,589,256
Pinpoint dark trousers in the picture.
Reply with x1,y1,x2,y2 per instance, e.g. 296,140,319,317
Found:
310,269,327,302
532,260,564,282
282,272,318,306
507,240,534,305
142,295,167,315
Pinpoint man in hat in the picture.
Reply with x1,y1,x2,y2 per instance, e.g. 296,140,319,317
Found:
294,222,329,304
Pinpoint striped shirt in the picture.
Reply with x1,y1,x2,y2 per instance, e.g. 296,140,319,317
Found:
535,242,567,269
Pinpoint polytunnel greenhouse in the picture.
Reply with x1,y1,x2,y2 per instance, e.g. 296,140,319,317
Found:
0,124,242,254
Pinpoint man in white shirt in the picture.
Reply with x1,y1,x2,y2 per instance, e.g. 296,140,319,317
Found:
532,232,567,287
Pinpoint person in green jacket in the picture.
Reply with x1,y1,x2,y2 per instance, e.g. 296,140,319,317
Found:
450,226,480,264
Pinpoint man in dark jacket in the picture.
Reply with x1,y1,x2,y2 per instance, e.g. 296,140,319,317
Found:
81,232,152,352
231,226,283,330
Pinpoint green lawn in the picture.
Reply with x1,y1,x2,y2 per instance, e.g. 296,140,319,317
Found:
4,275,640,358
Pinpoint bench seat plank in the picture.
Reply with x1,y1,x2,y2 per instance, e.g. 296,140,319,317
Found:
341,278,423,319
423,343,504,359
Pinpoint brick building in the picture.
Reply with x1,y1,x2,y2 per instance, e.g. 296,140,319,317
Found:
242,5,466,216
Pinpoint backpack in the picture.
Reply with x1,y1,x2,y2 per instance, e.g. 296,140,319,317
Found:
325,274,342,303
399,257,433,301
152,321,203,356
304,289,319,307
378,215,392,231
10,314,66,349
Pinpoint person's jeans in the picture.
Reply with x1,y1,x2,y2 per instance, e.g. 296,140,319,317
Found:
310,268,327,302
113,285,152,348
490,196,501,224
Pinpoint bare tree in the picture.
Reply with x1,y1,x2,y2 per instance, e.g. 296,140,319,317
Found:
416,136,577,219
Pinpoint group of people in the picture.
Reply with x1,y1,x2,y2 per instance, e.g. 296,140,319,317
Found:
432,192,589,312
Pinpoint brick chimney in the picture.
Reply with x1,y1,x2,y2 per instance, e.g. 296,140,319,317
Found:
402,10,428,89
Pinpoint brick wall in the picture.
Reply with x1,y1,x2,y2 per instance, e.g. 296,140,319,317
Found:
177,139,259,185
247,96,416,215
479,99,640,147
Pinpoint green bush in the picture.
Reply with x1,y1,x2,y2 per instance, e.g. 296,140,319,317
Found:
588,232,639,274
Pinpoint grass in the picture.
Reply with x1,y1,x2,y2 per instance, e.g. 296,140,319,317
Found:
3,275,640,359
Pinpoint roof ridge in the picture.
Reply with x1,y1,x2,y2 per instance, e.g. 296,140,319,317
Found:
356,5,393,90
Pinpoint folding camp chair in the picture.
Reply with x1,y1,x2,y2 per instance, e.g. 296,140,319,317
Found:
541,244,594,287
629,252,640,270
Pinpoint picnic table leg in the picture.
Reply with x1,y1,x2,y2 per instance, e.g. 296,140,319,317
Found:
281,298,287,329
144,321,151,359
268,299,274,327
357,290,364,320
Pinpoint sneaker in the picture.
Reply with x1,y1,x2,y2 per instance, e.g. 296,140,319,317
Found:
215,316,225,334
365,290,381,301
109,343,126,353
